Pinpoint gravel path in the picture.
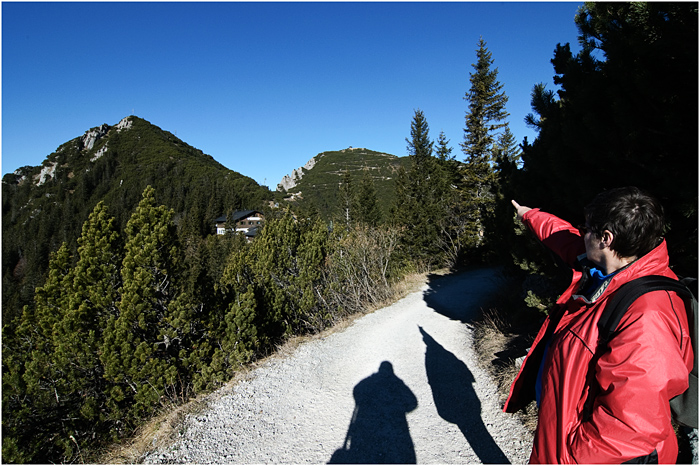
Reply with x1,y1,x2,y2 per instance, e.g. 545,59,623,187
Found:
143,268,533,464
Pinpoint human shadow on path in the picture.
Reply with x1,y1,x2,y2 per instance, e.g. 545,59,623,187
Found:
328,361,418,464
419,326,510,464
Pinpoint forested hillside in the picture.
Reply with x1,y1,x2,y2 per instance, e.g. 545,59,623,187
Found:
2,117,408,463
2,116,272,323
2,3,697,463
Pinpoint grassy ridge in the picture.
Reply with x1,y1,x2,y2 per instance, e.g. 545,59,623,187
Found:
279,148,410,219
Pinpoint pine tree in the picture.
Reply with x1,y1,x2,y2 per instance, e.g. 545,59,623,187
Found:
203,279,258,385
222,211,332,340
494,126,521,167
354,169,382,228
100,186,179,424
5,204,122,462
434,131,460,198
295,217,331,331
251,211,299,339
515,2,697,276
48,201,122,456
435,131,454,162
338,170,354,230
407,109,434,170
524,83,556,132
8,243,76,462
461,37,510,251
491,125,521,225
206,233,253,388
393,109,442,268
487,125,524,263
223,284,258,366
432,132,469,267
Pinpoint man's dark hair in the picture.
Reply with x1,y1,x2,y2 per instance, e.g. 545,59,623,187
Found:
585,186,665,259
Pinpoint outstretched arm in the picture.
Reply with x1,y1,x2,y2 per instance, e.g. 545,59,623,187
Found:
511,199,585,267
511,200,532,222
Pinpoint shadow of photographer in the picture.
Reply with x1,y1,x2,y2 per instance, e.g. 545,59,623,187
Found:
328,361,417,464
419,326,510,464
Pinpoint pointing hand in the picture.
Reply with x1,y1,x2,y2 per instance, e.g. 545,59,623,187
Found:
511,200,532,222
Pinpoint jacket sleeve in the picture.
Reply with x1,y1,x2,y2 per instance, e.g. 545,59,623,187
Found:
522,208,586,268
568,291,692,463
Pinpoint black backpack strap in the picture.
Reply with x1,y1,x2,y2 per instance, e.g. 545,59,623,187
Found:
598,275,691,344
583,275,691,422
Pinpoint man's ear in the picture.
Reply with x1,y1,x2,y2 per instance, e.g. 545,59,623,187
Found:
601,230,614,248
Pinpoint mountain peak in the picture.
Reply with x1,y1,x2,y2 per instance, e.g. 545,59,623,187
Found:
116,116,134,132
7,116,139,187
79,116,134,152
274,147,407,219
276,147,396,192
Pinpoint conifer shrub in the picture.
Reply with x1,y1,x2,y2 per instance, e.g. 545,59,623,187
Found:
1,186,415,463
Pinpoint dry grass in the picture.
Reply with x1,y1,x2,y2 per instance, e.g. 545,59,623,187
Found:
383,271,431,302
472,305,539,436
473,309,512,397
98,395,207,463
98,362,263,464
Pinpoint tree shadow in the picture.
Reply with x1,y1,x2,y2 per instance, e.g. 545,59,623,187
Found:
422,268,501,323
419,326,510,464
328,361,418,464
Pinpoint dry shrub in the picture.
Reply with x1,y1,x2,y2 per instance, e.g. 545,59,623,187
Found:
472,303,539,437
473,307,512,393
324,226,401,315
473,309,509,365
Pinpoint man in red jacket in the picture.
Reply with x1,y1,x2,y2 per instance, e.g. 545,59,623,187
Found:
505,187,693,464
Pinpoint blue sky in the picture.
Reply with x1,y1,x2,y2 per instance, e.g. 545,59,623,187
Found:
2,1,583,188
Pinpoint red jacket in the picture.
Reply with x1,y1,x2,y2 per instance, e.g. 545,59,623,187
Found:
504,209,693,464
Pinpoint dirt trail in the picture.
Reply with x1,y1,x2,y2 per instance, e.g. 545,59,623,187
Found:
143,268,532,464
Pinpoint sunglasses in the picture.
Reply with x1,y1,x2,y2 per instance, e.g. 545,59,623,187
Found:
578,224,592,236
